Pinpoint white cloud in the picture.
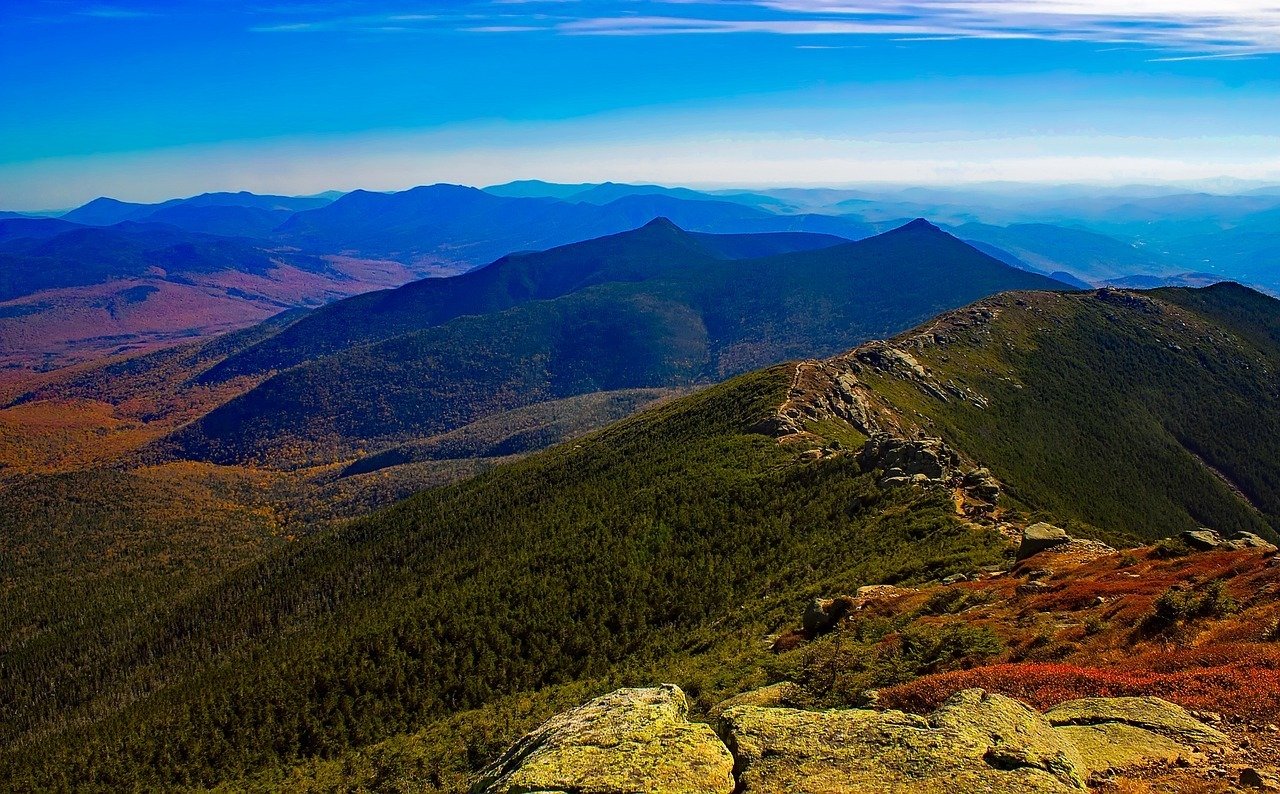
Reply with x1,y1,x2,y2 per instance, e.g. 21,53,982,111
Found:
241,1,1280,53
558,0,1280,54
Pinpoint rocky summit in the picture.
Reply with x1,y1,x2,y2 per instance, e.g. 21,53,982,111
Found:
479,686,1229,794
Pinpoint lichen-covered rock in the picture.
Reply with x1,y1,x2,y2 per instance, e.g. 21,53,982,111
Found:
1017,522,1071,560
721,688,1088,793
1181,528,1224,551
1053,723,1190,777
1044,696,1228,748
471,685,734,794
931,689,1088,790
1225,531,1278,553
709,683,798,720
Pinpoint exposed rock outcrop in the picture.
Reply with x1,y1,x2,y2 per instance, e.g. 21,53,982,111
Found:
802,595,857,635
1018,522,1071,560
1182,528,1225,551
471,684,734,794
1015,523,1116,563
1180,528,1278,553
477,687,1234,794
721,689,1088,793
1044,697,1228,747
762,353,1004,504
962,467,1001,503
1231,531,1279,551
856,432,960,488
800,586,914,638
760,359,904,441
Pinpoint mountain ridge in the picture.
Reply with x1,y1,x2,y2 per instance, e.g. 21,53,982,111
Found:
164,218,1070,466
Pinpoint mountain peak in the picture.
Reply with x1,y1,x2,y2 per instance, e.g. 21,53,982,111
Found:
895,217,944,234
640,216,683,231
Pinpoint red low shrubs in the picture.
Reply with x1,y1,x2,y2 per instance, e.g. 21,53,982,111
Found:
878,658,1280,721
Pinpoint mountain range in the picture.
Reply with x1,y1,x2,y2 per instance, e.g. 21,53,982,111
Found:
4,272,1278,791
4,180,1277,381
152,218,1068,467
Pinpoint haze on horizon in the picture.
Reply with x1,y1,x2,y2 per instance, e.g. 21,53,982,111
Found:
2,0,1278,210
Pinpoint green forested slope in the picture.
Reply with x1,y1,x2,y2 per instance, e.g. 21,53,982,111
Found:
851,283,1280,540
1,366,1004,790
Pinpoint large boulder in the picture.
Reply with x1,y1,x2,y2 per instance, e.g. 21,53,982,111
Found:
1017,523,1071,561
471,685,734,794
1044,697,1228,747
1181,528,1224,551
1044,697,1228,778
1225,531,1278,553
721,688,1088,793
962,467,1001,503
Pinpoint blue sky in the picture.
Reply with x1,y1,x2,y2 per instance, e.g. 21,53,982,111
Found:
1,0,1278,208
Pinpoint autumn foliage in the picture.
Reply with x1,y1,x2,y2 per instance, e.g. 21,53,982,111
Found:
879,652,1280,721
836,545,1280,722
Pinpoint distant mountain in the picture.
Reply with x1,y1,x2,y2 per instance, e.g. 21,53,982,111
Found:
1081,208,1280,293
276,183,873,271
166,218,1070,465
953,222,1180,283
0,187,864,375
687,229,846,259
0,223,416,370
199,219,853,382
483,179,599,199
965,238,1094,288
1100,272,1228,289
139,204,294,237
486,180,790,211
0,217,82,243
564,182,787,210
1101,192,1280,223
61,197,172,226
0,222,327,302
60,191,336,232
275,183,586,263
172,191,334,212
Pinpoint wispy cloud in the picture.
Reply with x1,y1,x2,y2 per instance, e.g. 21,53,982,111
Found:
78,7,156,19
483,0,1280,54
241,1,1280,54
